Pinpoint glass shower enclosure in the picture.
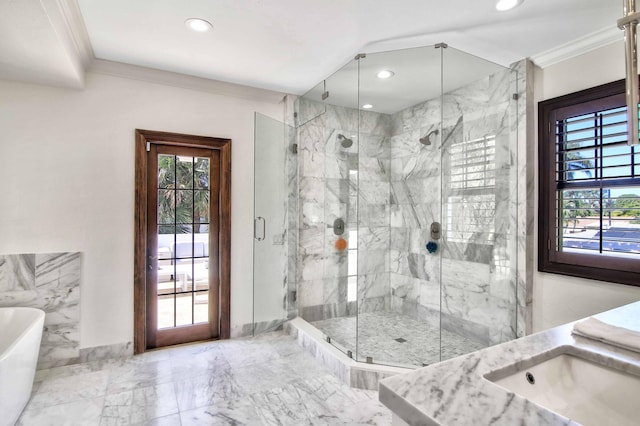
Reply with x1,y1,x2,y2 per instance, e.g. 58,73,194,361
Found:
292,44,520,368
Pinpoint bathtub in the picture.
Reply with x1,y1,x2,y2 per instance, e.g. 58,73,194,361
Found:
0,307,45,426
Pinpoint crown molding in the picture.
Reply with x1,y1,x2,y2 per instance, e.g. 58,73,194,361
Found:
530,26,622,69
88,59,286,104
54,0,95,67
41,0,285,103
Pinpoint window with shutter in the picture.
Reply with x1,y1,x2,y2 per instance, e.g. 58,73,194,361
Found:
539,79,640,286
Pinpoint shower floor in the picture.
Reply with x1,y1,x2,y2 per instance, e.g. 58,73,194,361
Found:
311,311,486,367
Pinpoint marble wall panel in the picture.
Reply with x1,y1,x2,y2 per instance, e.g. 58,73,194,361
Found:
0,254,36,292
0,252,81,369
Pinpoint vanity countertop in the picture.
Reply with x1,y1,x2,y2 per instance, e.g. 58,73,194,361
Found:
378,301,640,425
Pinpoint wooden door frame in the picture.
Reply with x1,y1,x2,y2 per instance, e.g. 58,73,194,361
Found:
134,129,231,354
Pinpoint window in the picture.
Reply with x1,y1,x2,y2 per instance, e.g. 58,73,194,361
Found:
539,79,640,286
446,135,496,246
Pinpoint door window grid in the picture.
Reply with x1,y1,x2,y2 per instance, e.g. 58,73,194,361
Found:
157,155,211,329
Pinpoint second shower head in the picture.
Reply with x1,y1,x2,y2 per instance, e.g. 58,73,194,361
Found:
337,134,353,148
419,129,439,145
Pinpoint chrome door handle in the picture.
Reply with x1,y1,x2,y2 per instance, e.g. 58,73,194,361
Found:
254,217,266,241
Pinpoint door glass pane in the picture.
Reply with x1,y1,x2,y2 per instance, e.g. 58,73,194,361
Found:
158,155,175,189
156,154,211,331
158,190,175,224
194,291,209,324
194,190,209,224
175,190,193,224
194,158,210,189
175,292,193,327
176,156,194,189
158,294,175,329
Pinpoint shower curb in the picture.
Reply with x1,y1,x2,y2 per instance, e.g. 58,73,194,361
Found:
285,317,411,390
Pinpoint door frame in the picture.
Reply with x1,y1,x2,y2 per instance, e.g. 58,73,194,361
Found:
134,129,231,354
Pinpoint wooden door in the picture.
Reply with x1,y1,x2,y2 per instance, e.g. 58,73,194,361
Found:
134,130,231,353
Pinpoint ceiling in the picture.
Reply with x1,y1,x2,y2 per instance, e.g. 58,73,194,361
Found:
0,0,624,97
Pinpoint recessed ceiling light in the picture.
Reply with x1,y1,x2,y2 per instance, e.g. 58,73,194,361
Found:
362,104,373,109
376,70,395,79
496,0,523,11
185,18,213,32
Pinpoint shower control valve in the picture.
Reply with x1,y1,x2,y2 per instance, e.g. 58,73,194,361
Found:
430,222,441,240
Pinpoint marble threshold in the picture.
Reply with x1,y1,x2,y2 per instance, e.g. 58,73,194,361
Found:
285,317,411,391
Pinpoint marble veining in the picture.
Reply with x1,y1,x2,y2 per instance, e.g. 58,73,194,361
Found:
380,301,640,426
20,330,391,425
294,53,533,369
0,252,81,369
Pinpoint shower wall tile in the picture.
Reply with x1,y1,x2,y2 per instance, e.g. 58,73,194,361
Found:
300,254,324,281
358,296,387,314
358,181,390,205
298,226,325,255
295,97,326,128
298,280,324,308
359,204,390,228
389,273,420,301
323,277,347,304
0,252,81,369
325,154,351,179
390,227,410,251
418,279,440,312
298,123,325,152
513,59,535,338
300,150,325,178
301,202,324,226
360,109,392,136
360,134,390,159
357,250,387,276
324,105,360,133
358,227,390,251
299,177,325,203
359,157,390,182
323,252,348,279
358,273,389,300
325,178,351,204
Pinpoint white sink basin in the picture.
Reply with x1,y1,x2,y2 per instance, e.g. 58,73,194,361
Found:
485,347,640,426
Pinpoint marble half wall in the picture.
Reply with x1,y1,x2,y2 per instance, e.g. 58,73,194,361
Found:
0,252,81,369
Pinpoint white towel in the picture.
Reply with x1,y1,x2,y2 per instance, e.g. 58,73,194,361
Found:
572,317,640,353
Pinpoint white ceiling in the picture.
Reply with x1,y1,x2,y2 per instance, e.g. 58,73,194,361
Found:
0,0,624,97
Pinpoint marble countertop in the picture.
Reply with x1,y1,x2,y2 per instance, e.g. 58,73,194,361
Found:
379,301,640,425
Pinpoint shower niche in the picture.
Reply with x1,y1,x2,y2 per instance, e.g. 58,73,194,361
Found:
291,44,523,369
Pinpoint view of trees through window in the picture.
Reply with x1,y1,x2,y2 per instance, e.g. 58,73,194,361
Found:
557,106,640,257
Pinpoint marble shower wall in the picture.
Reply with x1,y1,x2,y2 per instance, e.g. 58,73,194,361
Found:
389,66,520,347
296,98,392,326
0,252,81,369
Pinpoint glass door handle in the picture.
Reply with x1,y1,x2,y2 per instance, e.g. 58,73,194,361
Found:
254,217,266,241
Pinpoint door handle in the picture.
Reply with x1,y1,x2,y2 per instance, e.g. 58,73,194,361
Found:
254,217,266,241
147,254,156,271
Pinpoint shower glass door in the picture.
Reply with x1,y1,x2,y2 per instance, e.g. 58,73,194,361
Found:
253,113,291,335
356,46,444,368
439,47,519,360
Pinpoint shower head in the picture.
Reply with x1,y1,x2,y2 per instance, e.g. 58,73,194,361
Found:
419,129,439,145
337,134,353,148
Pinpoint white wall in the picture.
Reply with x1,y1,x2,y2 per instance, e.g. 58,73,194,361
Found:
0,72,283,348
533,41,640,331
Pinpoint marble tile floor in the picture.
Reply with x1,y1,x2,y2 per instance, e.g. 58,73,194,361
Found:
311,311,486,368
18,332,391,426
